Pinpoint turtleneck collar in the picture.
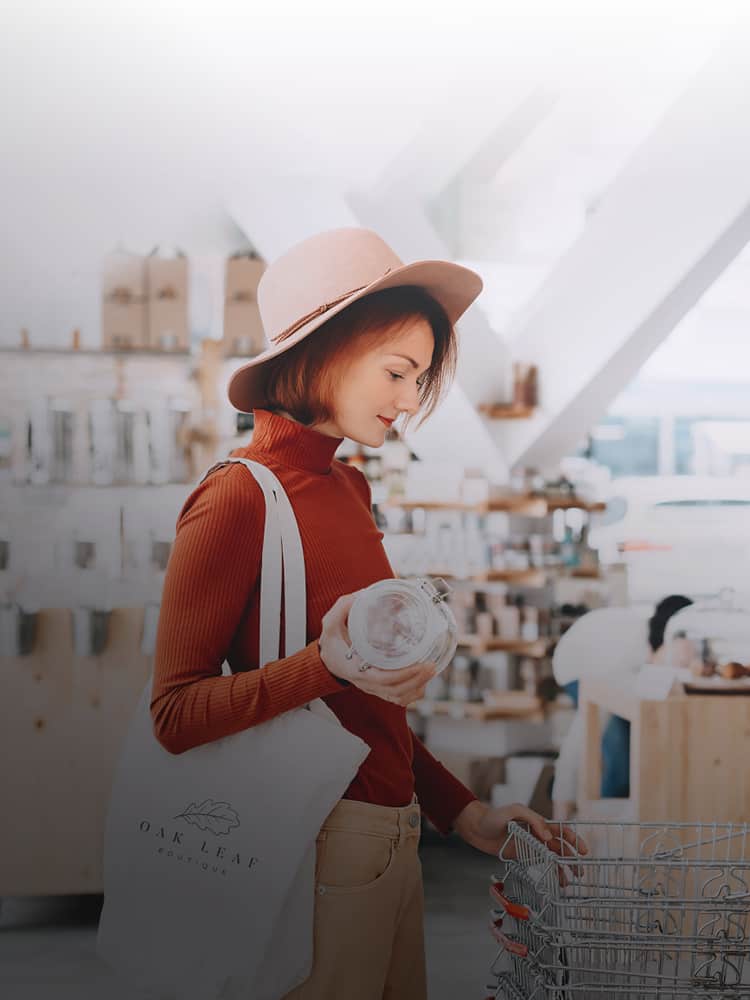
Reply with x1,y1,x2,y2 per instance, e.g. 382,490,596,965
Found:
249,409,344,474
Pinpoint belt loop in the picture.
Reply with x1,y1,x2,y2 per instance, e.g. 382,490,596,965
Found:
398,806,410,848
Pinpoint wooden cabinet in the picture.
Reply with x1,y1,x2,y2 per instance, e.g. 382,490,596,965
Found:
579,675,750,824
1,608,151,894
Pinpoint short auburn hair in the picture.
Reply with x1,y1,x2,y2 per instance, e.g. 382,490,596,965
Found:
260,286,457,434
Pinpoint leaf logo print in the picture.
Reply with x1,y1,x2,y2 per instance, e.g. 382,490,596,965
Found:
174,799,241,836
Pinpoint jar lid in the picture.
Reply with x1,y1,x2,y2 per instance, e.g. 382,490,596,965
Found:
348,578,439,670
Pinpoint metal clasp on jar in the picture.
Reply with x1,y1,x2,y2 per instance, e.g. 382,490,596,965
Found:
418,576,453,605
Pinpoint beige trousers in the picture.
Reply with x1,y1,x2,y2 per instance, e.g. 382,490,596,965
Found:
283,796,427,1000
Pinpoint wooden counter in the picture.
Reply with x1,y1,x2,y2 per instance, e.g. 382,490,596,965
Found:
579,674,750,824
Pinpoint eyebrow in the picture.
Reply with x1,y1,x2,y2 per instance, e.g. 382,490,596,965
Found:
388,353,428,372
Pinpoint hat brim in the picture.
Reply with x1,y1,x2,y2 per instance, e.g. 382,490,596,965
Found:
227,258,483,413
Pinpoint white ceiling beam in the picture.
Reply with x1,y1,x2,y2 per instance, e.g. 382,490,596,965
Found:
497,28,750,474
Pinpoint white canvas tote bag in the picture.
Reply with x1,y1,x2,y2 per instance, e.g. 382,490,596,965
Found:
97,458,370,1000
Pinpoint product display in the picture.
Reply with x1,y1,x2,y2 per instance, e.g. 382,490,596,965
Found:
665,598,750,688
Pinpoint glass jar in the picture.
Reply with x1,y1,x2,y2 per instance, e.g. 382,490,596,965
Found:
347,576,457,674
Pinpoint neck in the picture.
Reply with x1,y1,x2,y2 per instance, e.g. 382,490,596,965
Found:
277,409,342,439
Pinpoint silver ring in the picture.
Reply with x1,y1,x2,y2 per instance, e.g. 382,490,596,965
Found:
358,661,371,672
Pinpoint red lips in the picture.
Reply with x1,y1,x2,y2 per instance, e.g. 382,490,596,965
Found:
378,416,394,427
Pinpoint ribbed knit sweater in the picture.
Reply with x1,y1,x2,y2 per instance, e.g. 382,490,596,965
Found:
150,408,477,835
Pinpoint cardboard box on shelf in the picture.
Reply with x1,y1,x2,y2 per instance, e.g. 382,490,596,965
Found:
223,255,266,356
146,252,189,351
101,252,148,350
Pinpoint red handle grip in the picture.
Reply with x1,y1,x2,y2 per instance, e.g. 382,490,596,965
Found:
489,882,530,921
488,917,529,957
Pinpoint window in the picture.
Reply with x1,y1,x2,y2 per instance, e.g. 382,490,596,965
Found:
580,417,659,476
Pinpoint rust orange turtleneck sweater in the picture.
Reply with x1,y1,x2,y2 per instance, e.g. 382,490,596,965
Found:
150,408,477,834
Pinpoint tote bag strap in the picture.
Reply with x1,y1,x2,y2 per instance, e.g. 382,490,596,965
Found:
199,458,306,667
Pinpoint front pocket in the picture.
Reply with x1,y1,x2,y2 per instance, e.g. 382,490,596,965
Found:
316,829,398,895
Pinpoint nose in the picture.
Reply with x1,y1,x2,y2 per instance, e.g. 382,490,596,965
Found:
395,379,421,416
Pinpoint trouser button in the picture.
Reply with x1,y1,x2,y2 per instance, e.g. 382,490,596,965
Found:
409,812,420,828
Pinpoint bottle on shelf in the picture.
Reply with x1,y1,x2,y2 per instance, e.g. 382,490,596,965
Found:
560,526,580,568
519,656,538,696
521,604,540,642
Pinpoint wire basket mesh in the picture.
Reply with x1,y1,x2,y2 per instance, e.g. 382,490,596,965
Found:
487,820,750,1000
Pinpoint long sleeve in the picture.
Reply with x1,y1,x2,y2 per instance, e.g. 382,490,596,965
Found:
150,463,345,755
410,731,478,835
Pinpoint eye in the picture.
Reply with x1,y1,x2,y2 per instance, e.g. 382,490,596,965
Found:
388,370,428,389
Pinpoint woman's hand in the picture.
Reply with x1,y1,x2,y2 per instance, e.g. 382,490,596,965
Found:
452,800,588,868
318,591,436,706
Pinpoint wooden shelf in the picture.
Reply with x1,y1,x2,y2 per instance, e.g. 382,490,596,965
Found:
385,497,547,516
414,570,537,583
568,566,602,579
480,496,549,516
385,496,603,517
409,692,543,721
478,403,536,420
0,346,191,357
457,636,549,657
385,499,478,512
471,569,547,587
545,497,607,513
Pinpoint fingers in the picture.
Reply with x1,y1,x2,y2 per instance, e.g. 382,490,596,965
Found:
511,809,588,858
502,807,589,889
510,806,554,844
357,663,436,706
369,662,435,687
508,809,587,882
557,823,589,855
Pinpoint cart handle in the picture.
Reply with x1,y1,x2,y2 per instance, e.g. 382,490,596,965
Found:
489,881,530,921
489,916,529,957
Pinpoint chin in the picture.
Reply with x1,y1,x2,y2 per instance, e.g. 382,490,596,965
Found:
346,423,385,448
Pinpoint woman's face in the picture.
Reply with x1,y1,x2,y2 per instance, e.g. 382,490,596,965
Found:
314,317,434,445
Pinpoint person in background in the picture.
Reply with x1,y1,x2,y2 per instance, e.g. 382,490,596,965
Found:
600,593,694,798
552,594,694,820
648,594,695,666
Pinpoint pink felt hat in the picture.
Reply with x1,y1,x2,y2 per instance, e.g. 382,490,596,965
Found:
227,227,483,412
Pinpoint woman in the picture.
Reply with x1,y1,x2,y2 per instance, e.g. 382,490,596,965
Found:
150,228,580,1000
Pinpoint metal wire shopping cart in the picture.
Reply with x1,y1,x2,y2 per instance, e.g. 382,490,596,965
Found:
486,820,750,1000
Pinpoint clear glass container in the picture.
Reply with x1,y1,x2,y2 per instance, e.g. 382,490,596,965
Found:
664,592,750,678
347,576,457,673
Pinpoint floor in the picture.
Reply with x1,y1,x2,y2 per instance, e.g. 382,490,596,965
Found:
0,832,503,1000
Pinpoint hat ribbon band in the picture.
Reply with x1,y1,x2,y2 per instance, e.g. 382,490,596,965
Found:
272,268,393,344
